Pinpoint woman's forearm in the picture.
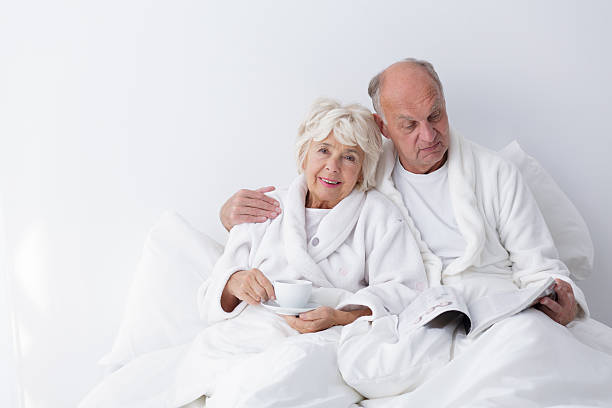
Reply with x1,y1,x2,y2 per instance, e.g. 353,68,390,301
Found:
336,308,372,326
220,285,240,313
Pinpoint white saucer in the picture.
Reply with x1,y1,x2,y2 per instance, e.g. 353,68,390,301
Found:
261,300,319,315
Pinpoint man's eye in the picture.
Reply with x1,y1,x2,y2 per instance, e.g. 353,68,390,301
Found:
402,122,416,131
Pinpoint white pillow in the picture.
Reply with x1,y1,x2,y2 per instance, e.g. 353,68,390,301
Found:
498,141,594,280
99,211,223,370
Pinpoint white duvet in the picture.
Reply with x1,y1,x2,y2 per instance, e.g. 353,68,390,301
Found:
82,132,612,408
342,309,612,407
80,175,426,408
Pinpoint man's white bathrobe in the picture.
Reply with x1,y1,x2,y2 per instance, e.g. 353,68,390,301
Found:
338,130,612,405
79,174,427,408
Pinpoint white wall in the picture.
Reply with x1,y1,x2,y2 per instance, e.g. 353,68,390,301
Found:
1,1,611,406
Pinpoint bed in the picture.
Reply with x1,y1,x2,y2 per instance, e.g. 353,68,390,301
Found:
78,141,612,407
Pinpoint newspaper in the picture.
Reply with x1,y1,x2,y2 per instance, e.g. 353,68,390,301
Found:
398,277,557,338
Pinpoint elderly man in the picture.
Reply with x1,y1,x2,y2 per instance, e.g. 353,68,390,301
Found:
221,58,584,326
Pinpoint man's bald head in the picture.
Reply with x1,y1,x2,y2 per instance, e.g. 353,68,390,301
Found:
368,58,450,174
368,58,444,123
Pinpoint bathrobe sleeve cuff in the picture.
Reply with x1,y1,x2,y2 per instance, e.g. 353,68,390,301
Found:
198,265,251,324
337,290,389,321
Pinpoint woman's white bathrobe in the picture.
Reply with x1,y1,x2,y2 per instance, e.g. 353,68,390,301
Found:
338,130,612,405
80,174,427,408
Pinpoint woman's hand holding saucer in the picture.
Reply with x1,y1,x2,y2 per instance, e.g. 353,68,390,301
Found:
221,268,275,312
282,306,372,334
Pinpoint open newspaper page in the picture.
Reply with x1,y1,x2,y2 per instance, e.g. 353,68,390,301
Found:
396,277,556,337
466,276,556,337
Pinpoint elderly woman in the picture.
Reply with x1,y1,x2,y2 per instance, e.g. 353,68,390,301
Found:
80,99,427,408
169,98,427,408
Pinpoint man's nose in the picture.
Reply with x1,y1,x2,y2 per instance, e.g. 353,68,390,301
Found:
420,122,437,143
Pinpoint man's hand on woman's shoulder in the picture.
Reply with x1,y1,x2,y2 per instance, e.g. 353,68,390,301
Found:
220,186,282,231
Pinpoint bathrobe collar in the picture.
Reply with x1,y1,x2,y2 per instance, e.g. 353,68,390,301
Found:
375,129,486,281
282,174,366,288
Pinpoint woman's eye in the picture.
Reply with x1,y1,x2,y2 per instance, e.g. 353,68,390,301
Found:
318,148,328,154
345,155,355,162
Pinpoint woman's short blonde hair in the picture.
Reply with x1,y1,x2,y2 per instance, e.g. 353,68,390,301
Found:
296,98,382,191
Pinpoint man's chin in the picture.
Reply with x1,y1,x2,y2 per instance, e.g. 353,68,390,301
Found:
423,151,447,172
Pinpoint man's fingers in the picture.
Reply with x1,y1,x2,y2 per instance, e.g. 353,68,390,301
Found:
235,202,278,217
539,297,562,314
255,186,276,193
554,280,574,304
242,189,281,208
536,303,559,322
234,215,268,224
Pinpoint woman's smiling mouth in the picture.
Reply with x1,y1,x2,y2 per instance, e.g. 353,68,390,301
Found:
319,177,342,187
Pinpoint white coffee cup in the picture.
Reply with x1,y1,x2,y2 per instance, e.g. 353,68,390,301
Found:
274,279,312,308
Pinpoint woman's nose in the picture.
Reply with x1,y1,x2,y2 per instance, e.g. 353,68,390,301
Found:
325,157,341,172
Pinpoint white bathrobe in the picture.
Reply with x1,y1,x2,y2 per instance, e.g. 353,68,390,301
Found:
338,130,612,404
80,174,427,408
200,174,427,325
375,130,588,308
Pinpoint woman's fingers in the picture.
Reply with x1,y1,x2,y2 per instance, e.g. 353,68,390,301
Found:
254,271,275,301
241,292,260,305
298,307,326,320
281,307,338,333
235,268,273,303
282,315,318,333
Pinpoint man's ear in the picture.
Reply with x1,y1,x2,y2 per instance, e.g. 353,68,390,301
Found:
372,113,389,139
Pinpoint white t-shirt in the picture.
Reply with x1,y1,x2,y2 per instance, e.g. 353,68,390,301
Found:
392,158,466,267
305,207,330,244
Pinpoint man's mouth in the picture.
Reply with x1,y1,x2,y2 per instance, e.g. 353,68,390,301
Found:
420,142,440,152
419,142,440,154
319,177,342,187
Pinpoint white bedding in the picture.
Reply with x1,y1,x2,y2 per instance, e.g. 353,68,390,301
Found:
81,304,361,408
350,310,612,407
80,174,426,408
81,139,612,408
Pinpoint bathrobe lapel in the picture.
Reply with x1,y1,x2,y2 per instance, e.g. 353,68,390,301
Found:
375,140,443,286
443,130,486,277
282,175,365,288
374,129,488,282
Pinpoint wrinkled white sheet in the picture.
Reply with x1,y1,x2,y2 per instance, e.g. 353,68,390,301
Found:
80,301,362,408
342,309,612,408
